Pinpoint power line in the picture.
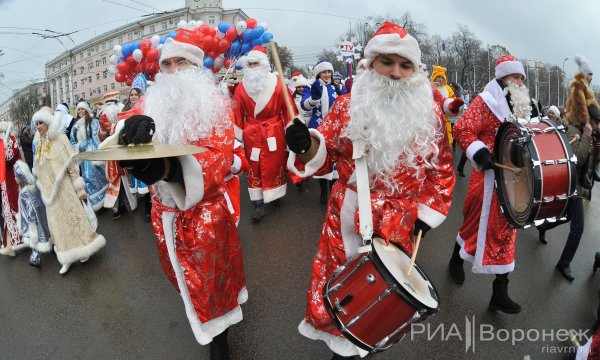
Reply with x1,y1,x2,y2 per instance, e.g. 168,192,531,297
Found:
129,0,162,12
238,7,361,21
101,0,152,14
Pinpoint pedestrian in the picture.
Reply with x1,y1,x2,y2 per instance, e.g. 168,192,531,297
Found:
14,160,51,268
547,105,563,125
0,121,24,256
286,22,455,359
448,55,533,314
19,126,34,169
290,72,311,125
32,106,106,275
70,101,108,211
332,71,347,95
114,35,246,359
232,46,296,221
55,102,76,136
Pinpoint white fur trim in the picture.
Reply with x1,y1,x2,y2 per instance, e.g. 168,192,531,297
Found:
76,101,91,114
233,139,242,149
32,108,55,126
290,75,308,88
55,103,69,114
443,97,455,116
495,60,525,80
161,211,246,345
417,203,447,228
233,124,243,142
54,234,105,265
246,49,268,63
340,187,362,257
262,183,286,203
465,140,488,172
230,155,242,174
246,72,277,116
164,155,204,211
303,97,318,110
287,129,327,178
72,177,85,192
34,239,53,253
248,187,263,201
480,80,511,122
312,61,333,77
15,160,35,185
298,320,369,358
99,120,124,150
160,38,204,69
37,154,78,206
364,32,421,71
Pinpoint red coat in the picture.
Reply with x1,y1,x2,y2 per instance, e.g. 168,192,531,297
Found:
453,95,516,274
150,123,246,345
1,135,23,250
224,140,249,225
289,94,455,354
232,73,296,203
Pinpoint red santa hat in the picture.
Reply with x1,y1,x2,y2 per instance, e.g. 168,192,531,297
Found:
245,46,269,64
290,72,308,88
495,55,526,79
363,22,421,70
159,37,204,70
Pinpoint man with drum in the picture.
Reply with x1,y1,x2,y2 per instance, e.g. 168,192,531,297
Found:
448,55,531,314
113,35,246,359
286,22,455,359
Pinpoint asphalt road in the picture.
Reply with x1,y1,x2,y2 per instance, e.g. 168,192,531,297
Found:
1,157,599,360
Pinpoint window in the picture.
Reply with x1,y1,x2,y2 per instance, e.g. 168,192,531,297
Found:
73,70,77,76
80,67,84,74
82,92,85,99
102,57,106,65
96,87,101,94
209,16,215,25
149,24,155,33
96,73,100,80
103,71,107,79
89,90,93,97
88,63,93,70
88,76,92,83
161,22,167,30
81,79,84,85
74,82,77,89
127,32,133,41
96,60,100,67
111,83,115,90
95,45,99,52
104,85,108,92
102,42,106,50
118,36,123,44
79,53,83,60
109,39,114,47
120,82,125,88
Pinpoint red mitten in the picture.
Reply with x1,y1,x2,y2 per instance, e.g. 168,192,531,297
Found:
448,98,464,115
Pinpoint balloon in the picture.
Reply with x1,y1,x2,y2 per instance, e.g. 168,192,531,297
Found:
207,27,216,37
236,21,247,35
261,32,273,44
131,41,140,50
159,35,167,44
121,44,132,57
242,29,253,43
252,38,263,47
253,26,265,39
188,20,198,29
140,39,152,55
196,20,204,26
115,72,126,82
146,48,159,62
199,24,209,34
116,62,130,74
118,56,125,63
203,56,214,68
109,54,119,65
146,62,159,74
214,56,224,68
241,42,252,54
177,20,187,28
218,21,229,33
230,40,241,55
224,27,237,42
113,45,123,56
107,65,117,75
217,39,231,54
203,35,216,52
126,54,137,67
258,22,268,31
246,18,257,29
151,35,160,47
223,58,232,68
211,66,220,73
132,49,143,63
125,78,133,87
167,30,177,39
207,51,217,59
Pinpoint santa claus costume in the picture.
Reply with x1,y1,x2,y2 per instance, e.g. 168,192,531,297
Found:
287,22,455,358
0,121,25,256
115,36,246,358
448,55,531,314
232,46,296,221
223,140,249,226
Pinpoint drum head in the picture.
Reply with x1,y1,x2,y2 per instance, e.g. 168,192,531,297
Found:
372,238,439,311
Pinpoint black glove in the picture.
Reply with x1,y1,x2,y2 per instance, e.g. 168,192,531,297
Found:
310,79,323,101
119,157,182,185
286,118,312,154
413,219,431,238
119,115,155,145
473,148,495,170
509,142,524,168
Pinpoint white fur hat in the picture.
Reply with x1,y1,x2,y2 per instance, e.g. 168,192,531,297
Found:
32,107,56,126
244,46,269,66
160,38,204,70
76,101,91,113
495,55,526,79
290,72,308,88
364,22,421,71
312,60,333,77
548,105,560,117
575,53,593,76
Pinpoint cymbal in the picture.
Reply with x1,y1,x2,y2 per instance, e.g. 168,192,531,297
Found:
74,143,206,161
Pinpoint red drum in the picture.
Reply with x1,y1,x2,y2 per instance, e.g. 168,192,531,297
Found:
323,238,439,353
494,118,576,228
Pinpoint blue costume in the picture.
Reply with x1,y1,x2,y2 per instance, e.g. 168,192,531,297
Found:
301,79,345,129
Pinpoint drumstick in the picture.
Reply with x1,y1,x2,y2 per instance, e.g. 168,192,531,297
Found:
494,162,522,175
407,229,422,276
269,41,297,125
569,134,580,144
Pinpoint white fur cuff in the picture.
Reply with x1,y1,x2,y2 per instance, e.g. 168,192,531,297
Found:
417,203,447,228
230,155,242,174
465,140,488,172
443,98,456,116
287,129,327,178
73,177,85,192
165,155,204,211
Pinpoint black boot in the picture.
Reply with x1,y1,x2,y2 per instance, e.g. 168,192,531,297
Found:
488,274,521,314
594,252,600,274
250,203,265,222
210,329,230,360
538,229,547,244
594,170,600,182
319,179,328,204
448,242,465,285
331,353,356,360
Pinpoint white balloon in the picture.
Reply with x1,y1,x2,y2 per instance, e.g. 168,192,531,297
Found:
113,45,122,56
214,55,224,68
188,20,197,29
258,22,268,31
196,20,204,25
236,21,247,35
151,34,160,48
109,54,118,65
132,49,143,63
177,20,187,29
107,65,117,75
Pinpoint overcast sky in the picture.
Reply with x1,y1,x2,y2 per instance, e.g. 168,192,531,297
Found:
0,0,598,104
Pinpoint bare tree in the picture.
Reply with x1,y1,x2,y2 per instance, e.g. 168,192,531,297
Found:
449,24,483,91
267,43,295,77
9,82,49,131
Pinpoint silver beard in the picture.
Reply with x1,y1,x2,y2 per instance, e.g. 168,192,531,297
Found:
242,64,270,96
504,81,531,119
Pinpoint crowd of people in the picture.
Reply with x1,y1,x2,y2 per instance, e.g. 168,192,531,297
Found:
1,20,600,360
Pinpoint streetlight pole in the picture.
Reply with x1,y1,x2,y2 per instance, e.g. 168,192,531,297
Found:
561,56,569,106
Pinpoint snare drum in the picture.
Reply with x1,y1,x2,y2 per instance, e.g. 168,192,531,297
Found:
494,118,576,228
323,238,439,353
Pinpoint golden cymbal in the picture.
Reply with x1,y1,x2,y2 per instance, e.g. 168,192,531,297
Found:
74,143,206,161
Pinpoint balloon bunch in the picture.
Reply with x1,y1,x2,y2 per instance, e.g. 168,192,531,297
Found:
108,33,172,85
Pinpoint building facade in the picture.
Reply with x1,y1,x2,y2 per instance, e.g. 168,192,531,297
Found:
46,0,247,108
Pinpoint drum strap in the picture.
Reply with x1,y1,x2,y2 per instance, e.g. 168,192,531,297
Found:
352,139,374,252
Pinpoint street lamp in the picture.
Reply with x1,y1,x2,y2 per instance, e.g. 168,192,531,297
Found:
561,56,569,106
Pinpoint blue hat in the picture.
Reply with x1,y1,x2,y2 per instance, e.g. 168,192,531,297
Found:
333,71,342,80
312,60,333,76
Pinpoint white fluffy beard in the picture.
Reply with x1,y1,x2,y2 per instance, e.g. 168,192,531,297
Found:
242,63,270,96
144,67,230,144
504,81,531,119
101,103,120,124
345,70,441,193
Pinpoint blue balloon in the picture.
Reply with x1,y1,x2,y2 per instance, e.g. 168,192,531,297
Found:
131,41,140,50
253,26,265,39
241,42,252,55
242,29,253,43
203,56,214,68
252,37,263,47
218,21,229,33
159,35,167,44
118,56,125,63
235,65,243,71
230,40,241,55
261,32,273,44
167,30,177,39
121,44,132,57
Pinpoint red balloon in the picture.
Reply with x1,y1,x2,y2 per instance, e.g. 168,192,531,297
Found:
146,48,159,62
116,62,131,74
207,51,217,59
224,58,232,68
224,27,237,42
126,54,137,67
125,78,133,86
217,39,231,54
140,39,152,55
246,18,257,29
146,62,159,74
211,66,220,73
206,27,216,37
203,35,216,52
115,72,126,82
199,24,209,34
